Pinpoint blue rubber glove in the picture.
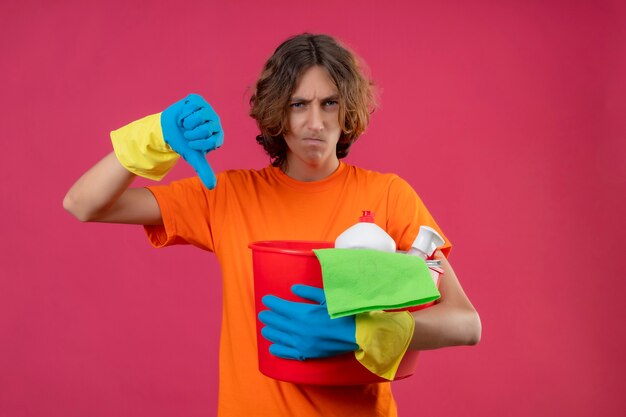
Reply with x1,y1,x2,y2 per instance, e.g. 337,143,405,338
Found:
258,284,359,360
161,94,224,189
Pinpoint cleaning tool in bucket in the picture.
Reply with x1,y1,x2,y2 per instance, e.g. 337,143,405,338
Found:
334,211,396,252
322,212,441,317
409,225,446,260
312,248,440,318
405,225,446,310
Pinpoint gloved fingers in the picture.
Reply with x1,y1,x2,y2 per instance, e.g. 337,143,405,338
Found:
258,308,298,333
183,121,223,142
181,108,220,131
180,110,206,130
209,129,225,149
183,150,217,189
258,309,278,325
261,325,295,347
291,284,327,305
269,344,305,361
261,295,311,320
186,137,220,152
177,95,208,127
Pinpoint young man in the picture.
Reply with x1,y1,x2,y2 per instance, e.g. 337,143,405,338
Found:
64,33,480,416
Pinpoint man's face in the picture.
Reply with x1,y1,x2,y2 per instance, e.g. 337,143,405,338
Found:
283,65,342,179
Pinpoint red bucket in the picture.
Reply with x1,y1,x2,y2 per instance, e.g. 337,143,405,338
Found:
249,240,439,385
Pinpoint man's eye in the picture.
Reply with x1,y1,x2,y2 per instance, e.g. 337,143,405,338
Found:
324,100,338,107
290,102,304,108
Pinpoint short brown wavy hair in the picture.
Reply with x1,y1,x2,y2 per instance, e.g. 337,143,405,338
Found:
250,33,376,167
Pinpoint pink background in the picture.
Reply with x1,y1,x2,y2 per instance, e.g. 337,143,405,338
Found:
1,0,625,416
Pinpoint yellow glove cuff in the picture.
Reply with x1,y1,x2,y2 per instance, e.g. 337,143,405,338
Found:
354,310,415,380
110,112,179,180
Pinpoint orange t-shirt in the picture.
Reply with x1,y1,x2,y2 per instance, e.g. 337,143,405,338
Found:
145,162,450,417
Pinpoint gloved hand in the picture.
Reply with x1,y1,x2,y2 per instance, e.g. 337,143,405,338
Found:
161,94,224,189
259,284,415,380
110,94,223,189
258,284,359,360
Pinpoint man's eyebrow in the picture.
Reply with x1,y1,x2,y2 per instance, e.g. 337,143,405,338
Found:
289,94,340,103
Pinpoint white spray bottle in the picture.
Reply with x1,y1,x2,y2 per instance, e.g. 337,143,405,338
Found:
408,225,445,259
408,225,445,286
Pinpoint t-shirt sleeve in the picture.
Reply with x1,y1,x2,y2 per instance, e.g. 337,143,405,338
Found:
143,176,219,252
385,176,452,257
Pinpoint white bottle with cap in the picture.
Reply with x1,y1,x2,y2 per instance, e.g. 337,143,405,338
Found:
408,225,445,259
334,211,396,253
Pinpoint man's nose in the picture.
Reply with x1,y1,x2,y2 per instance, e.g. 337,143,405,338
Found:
307,105,324,132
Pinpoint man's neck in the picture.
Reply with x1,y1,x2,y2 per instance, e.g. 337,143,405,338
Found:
282,158,340,182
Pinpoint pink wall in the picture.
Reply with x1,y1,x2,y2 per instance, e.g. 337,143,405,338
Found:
1,1,624,416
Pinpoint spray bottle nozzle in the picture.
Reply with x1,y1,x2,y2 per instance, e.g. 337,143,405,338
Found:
410,226,445,259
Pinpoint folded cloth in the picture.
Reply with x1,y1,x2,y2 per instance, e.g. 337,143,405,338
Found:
313,248,440,319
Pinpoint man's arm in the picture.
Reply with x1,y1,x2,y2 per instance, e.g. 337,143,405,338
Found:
409,250,482,350
63,151,162,225
64,94,224,226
